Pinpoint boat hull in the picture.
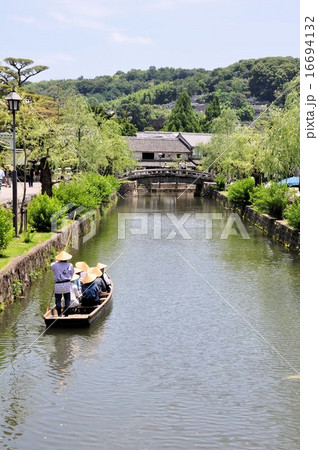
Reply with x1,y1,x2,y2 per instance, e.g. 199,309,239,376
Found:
43,283,113,328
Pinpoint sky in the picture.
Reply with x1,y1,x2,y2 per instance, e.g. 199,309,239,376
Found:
1,0,300,81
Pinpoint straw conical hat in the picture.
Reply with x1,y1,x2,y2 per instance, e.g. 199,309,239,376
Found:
81,273,96,284
88,267,102,277
75,261,89,272
74,267,82,274
96,262,107,270
56,251,72,261
71,274,80,282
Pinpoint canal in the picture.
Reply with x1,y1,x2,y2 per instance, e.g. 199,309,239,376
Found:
0,194,300,449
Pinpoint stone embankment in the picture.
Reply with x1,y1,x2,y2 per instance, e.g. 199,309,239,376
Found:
211,189,300,251
0,221,76,309
0,195,117,311
118,181,138,197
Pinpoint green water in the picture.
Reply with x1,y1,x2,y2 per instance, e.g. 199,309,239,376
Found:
0,194,300,449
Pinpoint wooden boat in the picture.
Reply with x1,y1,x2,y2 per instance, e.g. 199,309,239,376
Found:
43,280,113,328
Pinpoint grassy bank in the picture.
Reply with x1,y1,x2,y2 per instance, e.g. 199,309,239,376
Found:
0,232,52,271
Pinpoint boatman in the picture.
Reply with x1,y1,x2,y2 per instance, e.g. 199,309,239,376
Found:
50,251,74,316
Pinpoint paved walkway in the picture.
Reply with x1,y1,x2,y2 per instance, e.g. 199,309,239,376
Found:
0,182,42,204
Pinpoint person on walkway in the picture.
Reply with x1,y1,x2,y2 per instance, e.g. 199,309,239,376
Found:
28,166,34,187
50,251,74,316
80,273,101,306
0,167,5,192
96,262,111,292
5,166,12,187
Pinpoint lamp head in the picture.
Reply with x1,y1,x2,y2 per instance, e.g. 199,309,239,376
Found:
5,91,22,111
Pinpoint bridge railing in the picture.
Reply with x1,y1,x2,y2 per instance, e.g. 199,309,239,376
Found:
119,168,213,181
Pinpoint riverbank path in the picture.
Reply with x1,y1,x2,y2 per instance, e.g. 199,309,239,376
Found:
0,182,41,204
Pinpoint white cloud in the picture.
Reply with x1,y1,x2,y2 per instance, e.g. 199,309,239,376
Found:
49,12,106,30
111,32,153,46
48,0,114,30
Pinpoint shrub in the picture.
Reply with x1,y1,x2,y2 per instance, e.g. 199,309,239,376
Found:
227,177,255,206
12,279,22,298
285,198,300,231
250,183,290,219
28,194,64,232
22,229,36,243
53,173,119,213
0,207,14,253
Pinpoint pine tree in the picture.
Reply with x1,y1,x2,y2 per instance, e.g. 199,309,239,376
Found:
164,92,201,132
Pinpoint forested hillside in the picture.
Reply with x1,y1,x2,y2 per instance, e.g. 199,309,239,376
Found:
25,56,299,131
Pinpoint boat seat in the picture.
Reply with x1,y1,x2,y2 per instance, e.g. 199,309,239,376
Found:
72,305,98,314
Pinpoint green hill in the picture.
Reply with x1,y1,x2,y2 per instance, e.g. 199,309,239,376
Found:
27,57,299,103
25,56,299,131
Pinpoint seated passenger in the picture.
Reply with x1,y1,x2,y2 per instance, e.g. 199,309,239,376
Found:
75,261,89,279
96,262,111,293
87,267,107,293
70,273,81,308
80,273,101,306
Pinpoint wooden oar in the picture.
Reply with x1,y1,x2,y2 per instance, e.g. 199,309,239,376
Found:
46,211,77,313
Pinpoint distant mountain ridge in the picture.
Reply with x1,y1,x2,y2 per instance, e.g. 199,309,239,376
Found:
27,56,299,106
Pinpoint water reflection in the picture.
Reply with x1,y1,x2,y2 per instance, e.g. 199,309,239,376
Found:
44,304,113,382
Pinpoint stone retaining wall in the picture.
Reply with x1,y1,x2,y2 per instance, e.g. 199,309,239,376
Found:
118,181,138,197
0,221,77,308
0,195,117,310
212,191,300,250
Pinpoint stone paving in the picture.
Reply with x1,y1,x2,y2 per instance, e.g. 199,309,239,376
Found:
0,181,41,204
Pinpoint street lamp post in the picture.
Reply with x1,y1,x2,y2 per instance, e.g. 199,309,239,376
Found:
5,91,22,238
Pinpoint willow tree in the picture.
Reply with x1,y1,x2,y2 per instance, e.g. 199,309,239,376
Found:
61,95,135,174
262,79,300,179
201,108,240,176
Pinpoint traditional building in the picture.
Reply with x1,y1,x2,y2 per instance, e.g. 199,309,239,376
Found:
126,131,213,168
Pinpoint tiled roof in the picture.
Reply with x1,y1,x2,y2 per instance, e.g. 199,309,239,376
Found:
126,136,190,154
177,132,213,147
135,131,177,140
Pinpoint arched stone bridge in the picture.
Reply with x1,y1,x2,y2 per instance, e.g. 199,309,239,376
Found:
118,168,214,195
119,168,213,183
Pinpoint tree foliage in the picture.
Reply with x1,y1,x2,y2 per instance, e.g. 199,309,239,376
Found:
201,76,299,182
0,207,14,252
249,57,299,101
0,57,49,87
0,84,136,196
163,92,201,132
250,183,290,219
24,57,299,131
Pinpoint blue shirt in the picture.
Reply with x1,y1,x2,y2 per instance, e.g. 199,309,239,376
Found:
81,282,101,303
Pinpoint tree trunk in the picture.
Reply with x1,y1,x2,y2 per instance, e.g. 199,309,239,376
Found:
252,170,262,186
39,156,53,196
